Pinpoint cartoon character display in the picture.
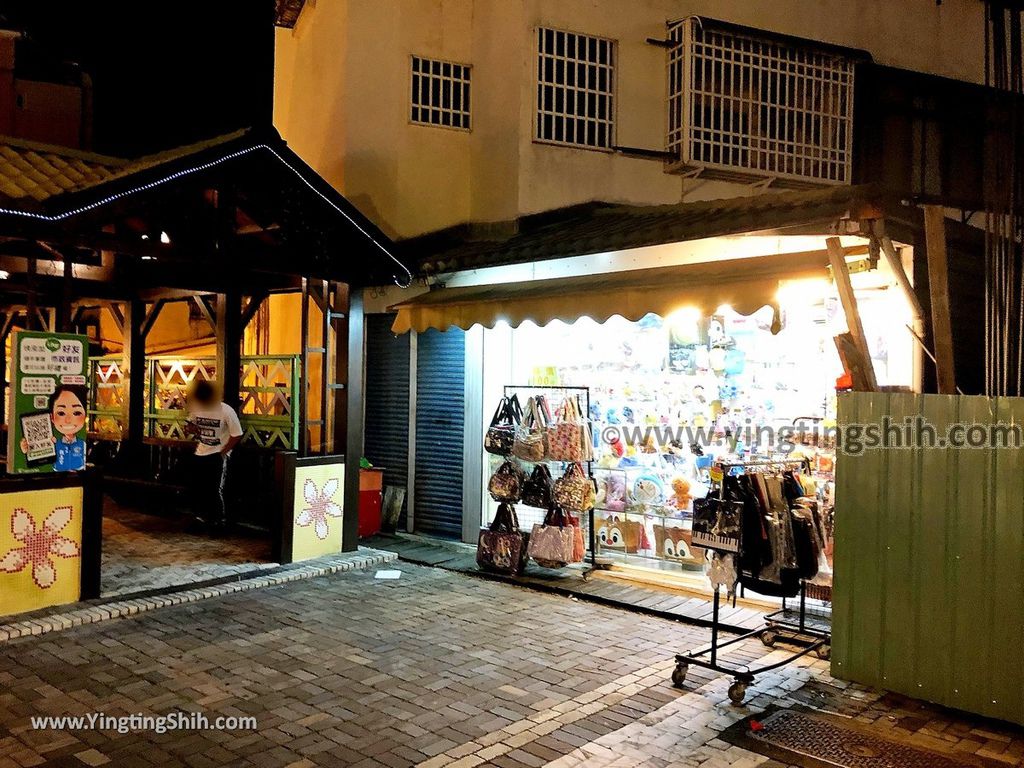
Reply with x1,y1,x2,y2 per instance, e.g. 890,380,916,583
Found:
595,514,648,554
652,524,705,566
19,385,88,472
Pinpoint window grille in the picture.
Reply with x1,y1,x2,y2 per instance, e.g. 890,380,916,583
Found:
536,28,615,149
411,55,471,130
667,19,854,185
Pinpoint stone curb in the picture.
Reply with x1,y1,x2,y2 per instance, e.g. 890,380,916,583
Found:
0,547,398,645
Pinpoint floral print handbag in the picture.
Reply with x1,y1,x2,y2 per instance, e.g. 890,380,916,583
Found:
476,503,530,575
546,396,586,461
552,462,596,512
488,459,526,502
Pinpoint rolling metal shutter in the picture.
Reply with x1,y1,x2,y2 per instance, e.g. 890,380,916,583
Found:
364,314,411,526
414,327,465,538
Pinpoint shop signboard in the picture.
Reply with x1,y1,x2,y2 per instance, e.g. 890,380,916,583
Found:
6,331,90,475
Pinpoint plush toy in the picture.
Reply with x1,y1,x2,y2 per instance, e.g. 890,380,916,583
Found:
597,473,626,512
668,477,692,510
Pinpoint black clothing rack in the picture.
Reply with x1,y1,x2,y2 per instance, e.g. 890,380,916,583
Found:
502,384,597,569
671,458,831,705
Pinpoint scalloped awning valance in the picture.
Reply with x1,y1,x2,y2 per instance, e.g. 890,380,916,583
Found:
390,249,832,334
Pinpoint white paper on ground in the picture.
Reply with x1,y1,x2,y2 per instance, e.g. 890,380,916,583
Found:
374,570,402,580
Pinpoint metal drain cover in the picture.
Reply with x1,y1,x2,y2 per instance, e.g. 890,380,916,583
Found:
733,709,980,768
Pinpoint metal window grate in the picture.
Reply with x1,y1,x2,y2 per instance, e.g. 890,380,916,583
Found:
667,20,854,185
536,27,614,149
411,55,471,130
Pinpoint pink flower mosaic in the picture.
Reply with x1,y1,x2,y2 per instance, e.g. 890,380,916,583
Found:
0,506,81,589
296,478,343,540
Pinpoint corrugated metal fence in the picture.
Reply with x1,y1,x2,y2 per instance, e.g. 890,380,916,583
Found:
834,391,1024,725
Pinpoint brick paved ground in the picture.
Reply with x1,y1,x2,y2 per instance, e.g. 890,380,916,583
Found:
1,562,1023,768
102,503,274,597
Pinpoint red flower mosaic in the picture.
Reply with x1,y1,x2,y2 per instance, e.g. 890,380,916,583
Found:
0,506,80,589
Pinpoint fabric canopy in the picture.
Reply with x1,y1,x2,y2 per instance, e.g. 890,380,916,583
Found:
390,249,832,334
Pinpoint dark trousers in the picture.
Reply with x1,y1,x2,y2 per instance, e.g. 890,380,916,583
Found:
190,452,227,527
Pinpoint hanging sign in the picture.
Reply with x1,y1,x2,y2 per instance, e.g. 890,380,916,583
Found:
7,331,90,474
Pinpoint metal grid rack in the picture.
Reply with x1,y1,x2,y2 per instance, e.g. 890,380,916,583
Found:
498,384,596,568
672,458,831,705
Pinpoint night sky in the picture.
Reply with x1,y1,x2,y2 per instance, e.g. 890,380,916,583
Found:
0,0,274,157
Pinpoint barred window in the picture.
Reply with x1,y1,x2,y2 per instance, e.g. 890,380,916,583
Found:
667,20,854,185
410,55,471,130
536,28,615,149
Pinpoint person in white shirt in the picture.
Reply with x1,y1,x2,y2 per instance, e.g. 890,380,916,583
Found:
184,380,243,533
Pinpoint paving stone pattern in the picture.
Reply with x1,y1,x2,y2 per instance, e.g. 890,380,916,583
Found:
1,563,1023,768
102,505,275,598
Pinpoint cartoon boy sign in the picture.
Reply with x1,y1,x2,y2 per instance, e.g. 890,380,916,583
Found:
7,331,90,475
19,385,88,472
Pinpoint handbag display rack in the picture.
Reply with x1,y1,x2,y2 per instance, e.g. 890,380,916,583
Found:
502,384,598,570
672,458,832,705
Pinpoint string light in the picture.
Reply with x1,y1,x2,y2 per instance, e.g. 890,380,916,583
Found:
0,143,414,288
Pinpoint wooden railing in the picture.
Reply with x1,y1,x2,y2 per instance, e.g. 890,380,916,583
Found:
88,355,300,450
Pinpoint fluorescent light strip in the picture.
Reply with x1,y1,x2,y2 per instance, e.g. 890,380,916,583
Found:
0,143,414,288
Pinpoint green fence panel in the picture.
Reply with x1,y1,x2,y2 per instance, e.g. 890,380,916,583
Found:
834,391,1024,725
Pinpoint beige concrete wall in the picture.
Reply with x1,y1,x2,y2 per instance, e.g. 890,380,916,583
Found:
274,0,987,238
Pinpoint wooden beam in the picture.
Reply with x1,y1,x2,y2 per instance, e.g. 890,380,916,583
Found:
140,299,167,340
216,292,242,410
874,229,925,322
827,236,878,391
240,291,268,331
923,205,957,395
122,299,147,458
101,301,125,336
191,295,217,332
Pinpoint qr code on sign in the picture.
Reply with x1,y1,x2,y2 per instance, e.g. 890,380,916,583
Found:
22,412,55,460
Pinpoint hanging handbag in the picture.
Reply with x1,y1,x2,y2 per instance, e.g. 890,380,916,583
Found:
564,507,586,563
527,505,576,568
512,396,548,462
488,459,526,502
521,463,554,508
547,396,584,461
484,395,523,456
552,462,596,512
476,503,530,575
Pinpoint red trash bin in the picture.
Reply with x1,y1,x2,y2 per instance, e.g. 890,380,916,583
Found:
358,468,384,538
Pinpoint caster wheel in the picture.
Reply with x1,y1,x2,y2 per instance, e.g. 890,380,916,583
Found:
815,644,831,661
760,629,778,647
728,680,748,705
671,664,689,688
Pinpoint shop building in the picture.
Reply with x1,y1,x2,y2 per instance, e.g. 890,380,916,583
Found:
273,0,992,542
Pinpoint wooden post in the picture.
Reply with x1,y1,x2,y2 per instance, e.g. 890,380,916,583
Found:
122,299,147,456
342,289,364,552
923,205,957,395
58,253,73,332
216,292,242,410
332,282,350,455
827,237,878,391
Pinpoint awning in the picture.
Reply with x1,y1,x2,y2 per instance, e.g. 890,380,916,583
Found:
390,249,831,334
